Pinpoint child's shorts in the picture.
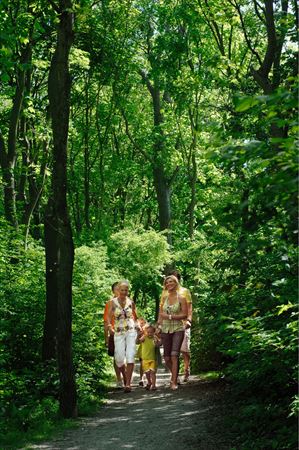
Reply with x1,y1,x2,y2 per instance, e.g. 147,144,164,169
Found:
142,359,156,372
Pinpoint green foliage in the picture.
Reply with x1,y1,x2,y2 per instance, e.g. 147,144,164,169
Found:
0,0,297,448
0,228,114,448
108,227,171,320
109,227,171,284
72,243,119,406
0,220,58,448
182,86,298,448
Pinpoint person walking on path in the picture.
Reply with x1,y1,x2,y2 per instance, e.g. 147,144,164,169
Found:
106,280,138,393
160,271,192,382
103,282,123,388
137,324,161,390
136,317,147,386
158,275,187,390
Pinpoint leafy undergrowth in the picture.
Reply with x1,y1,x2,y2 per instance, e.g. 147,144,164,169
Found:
0,377,113,450
225,395,298,450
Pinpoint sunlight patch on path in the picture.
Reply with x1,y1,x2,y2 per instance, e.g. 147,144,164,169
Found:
27,365,231,450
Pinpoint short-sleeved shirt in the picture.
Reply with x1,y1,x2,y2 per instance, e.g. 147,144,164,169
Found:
140,336,156,361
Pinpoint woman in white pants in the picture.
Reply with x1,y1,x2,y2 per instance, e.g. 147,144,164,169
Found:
107,281,138,392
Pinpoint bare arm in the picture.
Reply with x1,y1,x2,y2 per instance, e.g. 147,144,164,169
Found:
159,296,188,320
154,335,162,346
104,321,109,344
136,334,145,344
106,300,114,335
185,302,193,328
157,290,166,328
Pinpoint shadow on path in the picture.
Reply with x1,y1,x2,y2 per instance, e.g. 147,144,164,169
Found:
28,367,232,450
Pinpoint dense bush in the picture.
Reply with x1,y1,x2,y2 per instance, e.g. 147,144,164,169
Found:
181,89,298,449
0,231,117,447
72,243,120,410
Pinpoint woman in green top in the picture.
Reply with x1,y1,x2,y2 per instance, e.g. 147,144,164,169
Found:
158,275,188,390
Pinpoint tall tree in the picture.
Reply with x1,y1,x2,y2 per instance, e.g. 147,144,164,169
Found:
46,0,77,418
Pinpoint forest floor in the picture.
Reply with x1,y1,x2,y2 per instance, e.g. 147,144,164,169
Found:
26,366,236,450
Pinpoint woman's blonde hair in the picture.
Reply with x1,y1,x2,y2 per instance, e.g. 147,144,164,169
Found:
118,280,130,289
163,275,180,289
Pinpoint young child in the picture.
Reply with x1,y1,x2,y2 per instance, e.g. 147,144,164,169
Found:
136,317,147,386
138,324,161,390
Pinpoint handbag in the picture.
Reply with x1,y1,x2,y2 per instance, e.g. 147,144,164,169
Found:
108,334,115,357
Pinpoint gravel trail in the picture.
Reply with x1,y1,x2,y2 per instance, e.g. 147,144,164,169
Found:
28,367,233,450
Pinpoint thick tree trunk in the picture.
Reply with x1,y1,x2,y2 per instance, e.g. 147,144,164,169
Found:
144,78,172,244
42,199,58,360
47,0,77,418
250,0,289,140
152,164,171,237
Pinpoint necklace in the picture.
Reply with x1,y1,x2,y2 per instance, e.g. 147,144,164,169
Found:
118,297,127,308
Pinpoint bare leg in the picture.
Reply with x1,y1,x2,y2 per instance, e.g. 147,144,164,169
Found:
125,363,134,388
119,365,126,386
164,356,172,373
145,371,151,389
151,370,156,389
171,355,179,388
114,360,122,383
139,359,143,381
182,352,190,380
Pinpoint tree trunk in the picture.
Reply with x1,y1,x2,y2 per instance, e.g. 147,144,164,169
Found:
188,152,197,238
152,164,171,239
187,105,199,238
42,199,58,360
84,77,91,228
144,78,172,245
0,45,32,228
47,0,77,418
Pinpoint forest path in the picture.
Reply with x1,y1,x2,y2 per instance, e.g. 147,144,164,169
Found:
28,366,233,450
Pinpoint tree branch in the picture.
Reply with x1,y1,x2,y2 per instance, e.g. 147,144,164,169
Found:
253,0,266,24
258,0,277,78
228,0,263,66
139,69,155,96
120,109,151,162
198,0,225,55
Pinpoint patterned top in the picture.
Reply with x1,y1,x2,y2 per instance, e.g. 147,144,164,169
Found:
112,297,136,335
161,294,185,333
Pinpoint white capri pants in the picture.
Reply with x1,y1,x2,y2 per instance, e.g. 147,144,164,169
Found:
114,330,137,367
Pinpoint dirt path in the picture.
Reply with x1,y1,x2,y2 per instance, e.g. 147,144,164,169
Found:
28,367,233,450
